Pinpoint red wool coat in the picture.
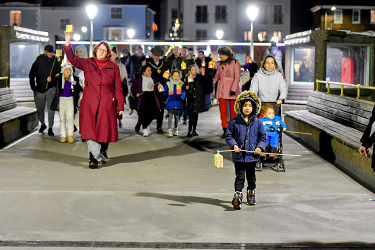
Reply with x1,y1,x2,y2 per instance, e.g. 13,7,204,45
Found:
64,44,124,143
212,59,241,100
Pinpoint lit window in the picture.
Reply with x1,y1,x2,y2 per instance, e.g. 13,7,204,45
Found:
10,11,21,26
244,31,252,41
258,31,267,42
352,10,360,23
60,18,70,30
273,31,282,42
334,10,342,24
371,10,375,23
110,7,122,20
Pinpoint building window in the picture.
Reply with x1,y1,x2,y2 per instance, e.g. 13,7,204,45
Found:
196,29,207,40
274,5,283,24
196,6,208,23
352,10,360,24
334,10,343,24
110,7,122,20
371,10,375,23
273,31,282,42
258,5,268,24
10,11,21,26
244,31,252,41
60,18,70,30
215,6,227,23
258,31,267,42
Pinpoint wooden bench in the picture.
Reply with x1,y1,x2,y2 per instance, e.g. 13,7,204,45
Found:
0,87,38,148
284,91,375,193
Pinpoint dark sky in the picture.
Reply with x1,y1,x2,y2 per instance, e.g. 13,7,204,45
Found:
290,0,321,33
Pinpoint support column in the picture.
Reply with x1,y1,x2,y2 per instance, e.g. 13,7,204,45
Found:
314,32,327,92
0,27,11,88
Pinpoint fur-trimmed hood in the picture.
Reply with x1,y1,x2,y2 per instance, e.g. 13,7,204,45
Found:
234,91,261,116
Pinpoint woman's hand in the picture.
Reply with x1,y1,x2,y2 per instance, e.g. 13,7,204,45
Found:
276,99,283,105
359,146,368,157
73,81,77,85
186,85,189,90
142,61,147,66
234,145,241,153
136,93,141,97
118,110,123,116
254,148,262,154
64,31,71,46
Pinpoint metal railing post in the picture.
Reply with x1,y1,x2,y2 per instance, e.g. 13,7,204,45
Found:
340,82,344,96
327,81,330,94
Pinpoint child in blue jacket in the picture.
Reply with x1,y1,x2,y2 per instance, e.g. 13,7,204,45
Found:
164,70,186,137
225,91,267,210
259,103,286,156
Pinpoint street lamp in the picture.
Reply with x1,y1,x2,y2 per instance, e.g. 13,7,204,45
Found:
73,33,81,41
127,29,135,54
86,5,97,57
81,26,87,40
247,6,258,60
216,30,224,40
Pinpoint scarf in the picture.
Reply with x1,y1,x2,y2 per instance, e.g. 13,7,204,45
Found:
167,79,183,94
95,57,110,71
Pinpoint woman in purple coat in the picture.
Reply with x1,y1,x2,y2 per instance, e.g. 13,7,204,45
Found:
64,32,124,169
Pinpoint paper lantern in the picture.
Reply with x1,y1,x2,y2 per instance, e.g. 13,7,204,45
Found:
181,61,187,70
56,49,62,57
163,70,170,79
66,25,74,33
201,61,206,67
188,75,194,82
208,60,215,69
152,23,158,31
214,151,223,168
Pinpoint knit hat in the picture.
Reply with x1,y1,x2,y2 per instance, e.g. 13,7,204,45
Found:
234,91,261,116
150,46,164,56
111,46,117,54
135,45,143,51
217,46,233,57
121,48,129,55
44,45,54,53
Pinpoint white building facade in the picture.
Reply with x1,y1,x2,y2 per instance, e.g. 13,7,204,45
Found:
160,0,291,42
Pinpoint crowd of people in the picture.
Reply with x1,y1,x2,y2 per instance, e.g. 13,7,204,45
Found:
29,33,290,169
28,35,375,210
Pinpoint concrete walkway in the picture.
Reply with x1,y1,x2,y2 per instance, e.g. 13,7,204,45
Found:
0,107,374,249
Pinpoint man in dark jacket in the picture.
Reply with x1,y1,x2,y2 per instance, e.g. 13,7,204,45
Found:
29,44,61,136
171,47,197,80
125,45,145,109
196,51,214,110
120,48,130,66
143,46,169,133
359,106,375,171
166,46,180,70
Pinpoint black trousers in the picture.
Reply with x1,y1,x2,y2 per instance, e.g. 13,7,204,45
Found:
188,111,199,132
234,162,257,192
156,102,165,129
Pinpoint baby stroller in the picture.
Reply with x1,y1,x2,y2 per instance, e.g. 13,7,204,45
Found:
256,127,285,172
256,102,285,172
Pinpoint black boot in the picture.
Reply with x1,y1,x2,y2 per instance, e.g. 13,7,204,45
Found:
89,152,99,169
221,128,227,138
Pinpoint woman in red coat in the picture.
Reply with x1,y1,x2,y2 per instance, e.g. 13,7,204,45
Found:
212,47,241,138
64,32,124,169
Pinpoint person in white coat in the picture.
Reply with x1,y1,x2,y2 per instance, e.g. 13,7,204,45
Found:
249,55,287,116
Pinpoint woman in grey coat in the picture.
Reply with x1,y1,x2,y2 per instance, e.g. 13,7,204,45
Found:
249,55,287,116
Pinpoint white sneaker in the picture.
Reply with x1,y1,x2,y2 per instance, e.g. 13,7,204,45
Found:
168,129,173,138
147,127,150,134
173,128,178,136
143,128,149,137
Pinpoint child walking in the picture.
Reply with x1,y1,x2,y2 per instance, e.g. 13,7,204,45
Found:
56,63,79,143
259,103,286,157
184,65,207,137
225,91,267,210
164,70,186,137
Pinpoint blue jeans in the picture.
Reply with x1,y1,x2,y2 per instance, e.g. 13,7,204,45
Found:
267,136,279,148
204,93,211,109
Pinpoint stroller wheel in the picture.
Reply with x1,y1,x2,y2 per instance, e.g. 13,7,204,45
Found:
276,163,285,172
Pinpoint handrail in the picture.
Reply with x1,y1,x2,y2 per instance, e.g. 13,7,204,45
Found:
0,76,9,88
316,79,375,99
